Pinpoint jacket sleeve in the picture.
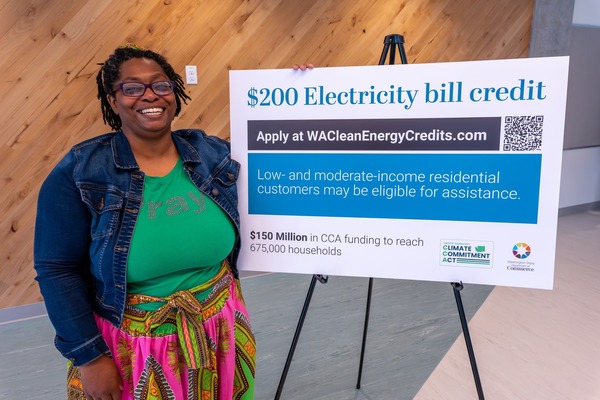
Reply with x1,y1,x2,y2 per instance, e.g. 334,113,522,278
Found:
33,153,109,366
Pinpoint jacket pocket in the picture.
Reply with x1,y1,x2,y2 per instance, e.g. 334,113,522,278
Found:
214,158,240,187
80,187,124,238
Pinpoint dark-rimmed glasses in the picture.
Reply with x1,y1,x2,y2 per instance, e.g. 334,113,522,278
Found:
115,81,175,97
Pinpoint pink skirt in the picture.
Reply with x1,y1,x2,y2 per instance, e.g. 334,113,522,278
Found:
67,262,255,399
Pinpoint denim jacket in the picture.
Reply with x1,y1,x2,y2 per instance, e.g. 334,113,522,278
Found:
34,129,241,366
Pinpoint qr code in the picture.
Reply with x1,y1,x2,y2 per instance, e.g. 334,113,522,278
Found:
502,115,543,151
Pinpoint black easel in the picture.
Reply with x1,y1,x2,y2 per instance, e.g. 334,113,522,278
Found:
274,273,328,400
275,34,485,400
357,280,485,399
452,282,485,399
356,34,408,390
356,34,485,400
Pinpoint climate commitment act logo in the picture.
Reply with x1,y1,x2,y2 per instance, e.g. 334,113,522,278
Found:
440,240,493,268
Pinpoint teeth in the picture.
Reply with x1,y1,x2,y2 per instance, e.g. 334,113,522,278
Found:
139,108,163,115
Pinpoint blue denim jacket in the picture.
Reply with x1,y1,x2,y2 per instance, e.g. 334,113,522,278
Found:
34,129,241,366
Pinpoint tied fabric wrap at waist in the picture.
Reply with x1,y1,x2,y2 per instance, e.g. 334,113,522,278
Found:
126,264,233,370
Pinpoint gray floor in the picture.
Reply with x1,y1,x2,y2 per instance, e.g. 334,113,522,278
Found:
0,273,493,400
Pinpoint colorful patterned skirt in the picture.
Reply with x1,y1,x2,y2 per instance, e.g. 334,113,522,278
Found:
67,262,256,399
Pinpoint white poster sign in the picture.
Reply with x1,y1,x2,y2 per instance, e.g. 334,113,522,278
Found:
229,57,569,289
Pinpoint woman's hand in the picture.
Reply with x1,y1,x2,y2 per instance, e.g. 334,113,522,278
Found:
293,63,314,70
78,355,123,400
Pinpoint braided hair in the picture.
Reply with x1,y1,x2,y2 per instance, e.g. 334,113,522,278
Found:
96,44,191,131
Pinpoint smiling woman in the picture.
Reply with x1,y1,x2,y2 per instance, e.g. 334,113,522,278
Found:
33,45,255,400
97,47,190,177
106,57,180,175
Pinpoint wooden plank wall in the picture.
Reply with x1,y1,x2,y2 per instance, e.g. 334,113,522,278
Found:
0,0,533,309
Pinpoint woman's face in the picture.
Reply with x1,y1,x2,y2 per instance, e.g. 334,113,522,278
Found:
107,57,177,141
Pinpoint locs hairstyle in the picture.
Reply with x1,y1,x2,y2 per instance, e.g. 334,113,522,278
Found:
96,45,191,131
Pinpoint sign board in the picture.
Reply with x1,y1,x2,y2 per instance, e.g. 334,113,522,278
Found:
229,57,569,289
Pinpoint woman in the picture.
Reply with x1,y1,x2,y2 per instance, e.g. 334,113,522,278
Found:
34,44,255,400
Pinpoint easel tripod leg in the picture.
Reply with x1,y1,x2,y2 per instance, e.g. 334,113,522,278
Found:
356,277,374,389
451,282,485,400
275,274,325,400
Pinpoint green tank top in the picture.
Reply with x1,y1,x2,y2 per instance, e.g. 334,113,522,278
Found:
127,158,235,307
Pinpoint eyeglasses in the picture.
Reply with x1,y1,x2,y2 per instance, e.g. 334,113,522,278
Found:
115,81,175,97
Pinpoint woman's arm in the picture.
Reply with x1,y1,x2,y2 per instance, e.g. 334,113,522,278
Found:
34,155,109,366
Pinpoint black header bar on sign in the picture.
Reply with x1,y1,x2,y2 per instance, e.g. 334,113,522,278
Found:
248,117,501,151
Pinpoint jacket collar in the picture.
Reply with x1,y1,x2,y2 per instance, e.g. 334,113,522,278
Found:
171,130,203,165
110,130,202,170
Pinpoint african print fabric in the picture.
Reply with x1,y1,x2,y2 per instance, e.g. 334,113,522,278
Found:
66,261,255,399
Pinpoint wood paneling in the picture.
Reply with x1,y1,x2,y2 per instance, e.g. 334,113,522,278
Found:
0,0,533,309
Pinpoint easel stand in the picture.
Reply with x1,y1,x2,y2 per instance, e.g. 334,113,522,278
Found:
275,34,485,400
356,33,407,390
451,282,485,399
274,274,328,399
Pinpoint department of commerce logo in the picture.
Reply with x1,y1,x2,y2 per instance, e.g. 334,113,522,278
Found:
440,240,493,268
512,242,531,259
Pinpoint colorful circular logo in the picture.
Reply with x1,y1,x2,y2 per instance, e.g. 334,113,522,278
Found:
512,242,531,259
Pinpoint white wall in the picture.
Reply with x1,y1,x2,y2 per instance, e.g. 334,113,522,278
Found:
558,0,600,209
573,0,600,27
559,148,600,208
